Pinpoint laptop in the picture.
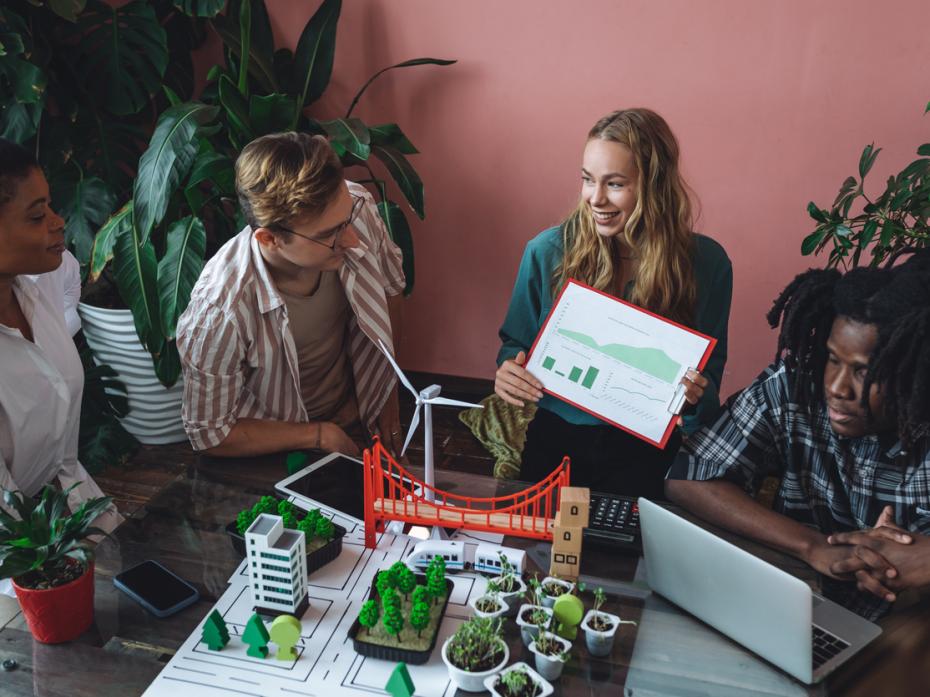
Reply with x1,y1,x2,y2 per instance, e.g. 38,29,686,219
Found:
638,497,882,684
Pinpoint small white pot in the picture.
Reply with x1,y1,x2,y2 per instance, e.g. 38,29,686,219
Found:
484,661,554,697
540,576,574,608
470,594,509,619
497,575,527,617
582,609,621,657
515,603,553,648
441,636,510,693
528,633,571,682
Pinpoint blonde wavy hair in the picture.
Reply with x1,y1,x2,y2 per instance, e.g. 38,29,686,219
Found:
235,131,343,231
554,109,697,325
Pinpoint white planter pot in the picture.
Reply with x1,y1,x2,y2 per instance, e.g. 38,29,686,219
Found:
78,303,187,445
515,604,553,648
540,577,574,608
528,633,571,682
484,661,554,697
470,594,509,619
581,609,635,657
441,636,509,693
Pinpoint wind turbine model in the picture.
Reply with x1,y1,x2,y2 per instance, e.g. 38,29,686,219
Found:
376,340,483,504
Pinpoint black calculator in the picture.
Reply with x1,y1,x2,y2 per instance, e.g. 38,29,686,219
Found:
583,492,642,552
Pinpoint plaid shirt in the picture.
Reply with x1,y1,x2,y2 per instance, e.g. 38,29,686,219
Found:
668,362,930,620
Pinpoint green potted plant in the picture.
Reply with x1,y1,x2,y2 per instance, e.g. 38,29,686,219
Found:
581,586,636,657
496,553,527,617
484,661,554,697
515,577,554,648
802,100,930,269
528,628,571,682
0,484,112,643
539,575,574,608
470,578,509,619
440,616,509,692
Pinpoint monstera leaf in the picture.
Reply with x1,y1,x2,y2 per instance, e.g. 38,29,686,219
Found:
71,0,169,116
54,174,117,267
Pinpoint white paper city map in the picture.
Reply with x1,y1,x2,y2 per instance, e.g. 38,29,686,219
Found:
142,499,497,697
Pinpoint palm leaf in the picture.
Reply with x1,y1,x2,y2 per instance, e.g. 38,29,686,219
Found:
213,0,278,94
319,117,370,160
89,201,132,282
113,220,161,351
371,145,424,219
291,0,340,113
345,58,456,118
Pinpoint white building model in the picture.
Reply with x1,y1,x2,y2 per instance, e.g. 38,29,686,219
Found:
245,513,309,616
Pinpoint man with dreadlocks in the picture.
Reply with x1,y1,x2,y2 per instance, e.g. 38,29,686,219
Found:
666,253,930,620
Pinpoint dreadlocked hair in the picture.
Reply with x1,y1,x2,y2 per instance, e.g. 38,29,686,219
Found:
766,268,841,403
863,251,930,446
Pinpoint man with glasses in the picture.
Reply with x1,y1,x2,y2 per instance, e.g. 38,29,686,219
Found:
177,132,407,458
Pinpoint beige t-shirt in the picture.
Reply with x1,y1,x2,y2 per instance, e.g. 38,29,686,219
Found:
280,272,358,427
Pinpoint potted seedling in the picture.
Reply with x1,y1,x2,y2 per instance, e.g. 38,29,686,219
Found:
581,587,636,657
0,485,112,643
441,616,509,692
470,578,509,619
540,575,574,608
497,553,527,617
484,661,554,697
528,628,572,682
516,577,554,648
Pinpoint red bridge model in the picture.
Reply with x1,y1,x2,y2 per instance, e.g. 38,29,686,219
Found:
362,439,571,549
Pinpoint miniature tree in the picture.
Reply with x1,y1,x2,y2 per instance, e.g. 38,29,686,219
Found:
381,588,401,614
270,614,302,661
314,515,334,540
411,585,430,608
201,609,230,650
304,508,323,531
236,508,256,535
376,569,396,599
296,516,314,538
358,599,380,630
385,662,415,697
253,496,277,516
281,509,298,530
242,613,270,658
395,565,417,599
409,600,430,638
426,564,446,604
382,602,404,639
277,499,295,516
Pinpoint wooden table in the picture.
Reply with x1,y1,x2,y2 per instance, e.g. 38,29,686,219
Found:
0,455,926,696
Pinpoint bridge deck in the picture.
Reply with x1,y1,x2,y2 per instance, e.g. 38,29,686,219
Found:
373,498,554,534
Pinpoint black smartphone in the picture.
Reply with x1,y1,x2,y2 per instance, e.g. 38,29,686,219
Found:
114,560,200,618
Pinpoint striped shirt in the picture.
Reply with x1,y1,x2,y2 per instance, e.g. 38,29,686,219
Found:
176,181,405,451
668,362,930,620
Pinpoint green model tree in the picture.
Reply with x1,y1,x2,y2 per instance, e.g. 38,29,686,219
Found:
382,603,404,639
277,499,296,516
201,609,230,650
314,515,334,540
426,565,445,605
409,600,430,638
242,613,271,658
396,565,417,599
376,569,396,599
381,588,401,613
358,599,380,630
411,585,429,607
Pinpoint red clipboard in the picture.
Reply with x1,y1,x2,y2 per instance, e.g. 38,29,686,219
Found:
526,278,717,449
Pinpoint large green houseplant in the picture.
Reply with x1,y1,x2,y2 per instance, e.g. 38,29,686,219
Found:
0,484,112,643
802,100,930,268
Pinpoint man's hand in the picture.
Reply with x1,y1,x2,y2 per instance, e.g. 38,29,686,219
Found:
827,506,929,601
495,351,543,407
803,537,891,583
319,422,360,457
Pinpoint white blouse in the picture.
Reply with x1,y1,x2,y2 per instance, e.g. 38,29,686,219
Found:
0,276,121,532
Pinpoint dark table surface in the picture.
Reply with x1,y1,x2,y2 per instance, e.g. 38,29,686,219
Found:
1,454,927,696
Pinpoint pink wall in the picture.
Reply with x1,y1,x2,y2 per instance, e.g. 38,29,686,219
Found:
265,0,930,396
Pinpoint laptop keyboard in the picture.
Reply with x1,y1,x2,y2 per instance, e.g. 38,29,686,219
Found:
812,625,850,669
584,493,641,551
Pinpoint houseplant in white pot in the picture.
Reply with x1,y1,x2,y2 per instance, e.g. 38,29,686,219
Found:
540,575,574,608
470,579,509,619
484,661,554,697
0,484,112,643
441,616,509,692
515,577,553,648
528,628,571,682
581,586,636,657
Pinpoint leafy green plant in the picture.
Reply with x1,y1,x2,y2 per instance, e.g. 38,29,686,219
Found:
803,100,930,269
497,553,520,593
445,616,505,672
0,484,112,589
497,665,539,697
77,346,139,472
531,628,569,661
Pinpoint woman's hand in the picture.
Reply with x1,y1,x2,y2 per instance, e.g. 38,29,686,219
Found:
680,368,708,406
495,351,544,407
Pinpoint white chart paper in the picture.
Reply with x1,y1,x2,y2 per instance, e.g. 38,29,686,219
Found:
525,280,715,447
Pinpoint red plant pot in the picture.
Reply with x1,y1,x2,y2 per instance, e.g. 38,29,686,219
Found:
12,561,95,644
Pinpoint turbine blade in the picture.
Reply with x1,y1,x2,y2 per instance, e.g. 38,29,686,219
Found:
427,396,485,409
376,339,418,399
401,404,421,456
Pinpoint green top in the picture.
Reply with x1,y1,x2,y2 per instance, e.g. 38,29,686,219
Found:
497,227,732,434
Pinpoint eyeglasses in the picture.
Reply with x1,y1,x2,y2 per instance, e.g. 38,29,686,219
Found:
273,195,365,250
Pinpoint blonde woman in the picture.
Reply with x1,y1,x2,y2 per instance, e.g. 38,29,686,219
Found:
495,109,732,497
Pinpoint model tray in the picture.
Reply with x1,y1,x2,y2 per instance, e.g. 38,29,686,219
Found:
347,572,455,665
225,521,347,574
